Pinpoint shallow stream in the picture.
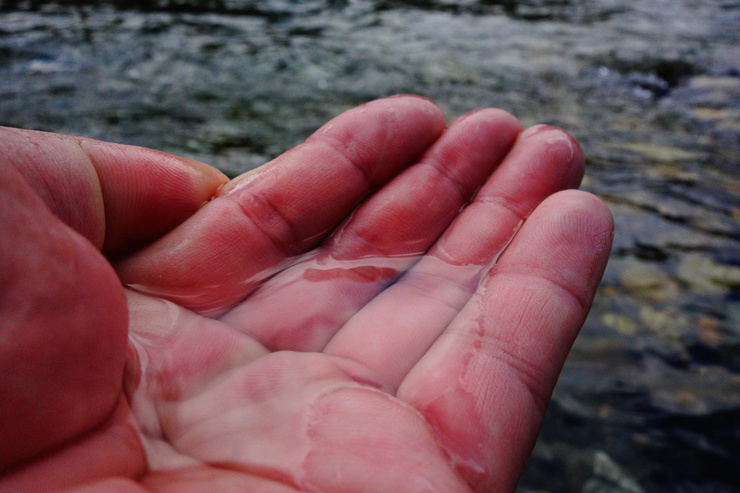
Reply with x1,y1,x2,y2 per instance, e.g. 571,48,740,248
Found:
1,1,739,490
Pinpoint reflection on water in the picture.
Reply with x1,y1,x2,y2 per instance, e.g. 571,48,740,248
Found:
1,0,739,491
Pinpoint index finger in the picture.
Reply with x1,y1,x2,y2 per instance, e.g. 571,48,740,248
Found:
115,96,447,316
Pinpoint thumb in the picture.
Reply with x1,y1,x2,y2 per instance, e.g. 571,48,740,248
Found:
0,164,128,472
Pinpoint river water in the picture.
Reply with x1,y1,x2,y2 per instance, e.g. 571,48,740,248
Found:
1,1,738,491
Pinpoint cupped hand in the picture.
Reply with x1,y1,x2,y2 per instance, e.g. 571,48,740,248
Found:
0,96,613,493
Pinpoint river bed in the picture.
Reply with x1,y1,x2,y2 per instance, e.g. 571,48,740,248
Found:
1,1,738,491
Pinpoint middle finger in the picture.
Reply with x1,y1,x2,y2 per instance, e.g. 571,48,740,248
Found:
324,125,584,392
219,109,523,351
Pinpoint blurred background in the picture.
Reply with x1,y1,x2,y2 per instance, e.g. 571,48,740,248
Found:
1,0,738,491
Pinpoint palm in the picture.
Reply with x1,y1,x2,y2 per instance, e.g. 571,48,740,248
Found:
0,97,612,493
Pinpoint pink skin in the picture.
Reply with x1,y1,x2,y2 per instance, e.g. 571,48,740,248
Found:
0,96,613,493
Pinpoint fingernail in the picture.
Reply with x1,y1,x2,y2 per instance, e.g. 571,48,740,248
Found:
520,125,578,162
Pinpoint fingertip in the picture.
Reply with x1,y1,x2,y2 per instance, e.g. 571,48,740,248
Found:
562,190,615,270
317,95,447,138
77,140,229,258
384,93,444,115
385,93,439,105
505,189,614,303
519,124,580,147
372,94,448,134
518,125,585,183
155,152,229,191
80,140,229,197
452,107,523,133
537,189,615,242
421,108,523,182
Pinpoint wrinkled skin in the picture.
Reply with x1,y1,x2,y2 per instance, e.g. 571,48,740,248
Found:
0,96,613,493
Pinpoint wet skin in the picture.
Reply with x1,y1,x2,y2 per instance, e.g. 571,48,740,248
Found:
0,96,613,492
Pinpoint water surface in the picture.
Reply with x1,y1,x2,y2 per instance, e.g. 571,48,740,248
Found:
1,1,738,490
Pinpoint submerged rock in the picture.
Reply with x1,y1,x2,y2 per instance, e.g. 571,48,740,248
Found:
582,450,644,493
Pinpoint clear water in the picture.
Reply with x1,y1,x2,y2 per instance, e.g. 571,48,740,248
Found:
1,1,738,490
